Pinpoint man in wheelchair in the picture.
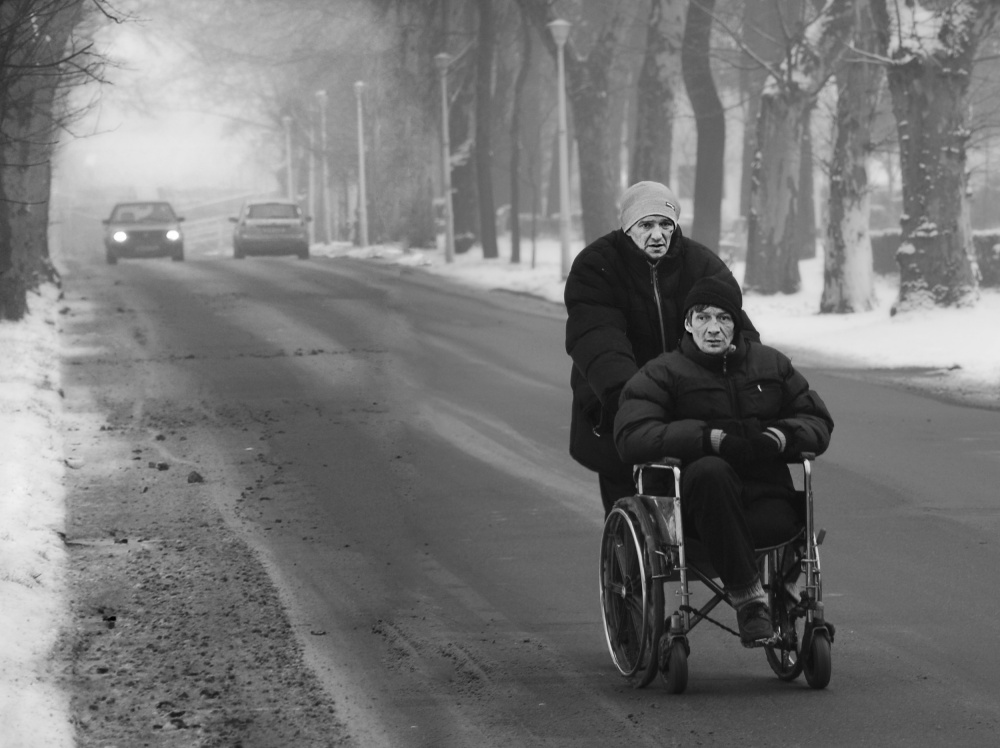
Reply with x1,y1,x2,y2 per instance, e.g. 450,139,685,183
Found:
613,275,834,646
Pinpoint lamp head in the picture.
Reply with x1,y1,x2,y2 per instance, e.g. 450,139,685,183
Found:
548,18,571,45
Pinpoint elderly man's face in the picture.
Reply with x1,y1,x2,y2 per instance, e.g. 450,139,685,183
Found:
685,305,735,355
626,215,676,261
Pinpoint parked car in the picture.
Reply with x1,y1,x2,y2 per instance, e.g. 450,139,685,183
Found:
103,201,185,264
230,199,310,259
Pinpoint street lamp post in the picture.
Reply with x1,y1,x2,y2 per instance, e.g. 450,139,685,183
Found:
548,18,572,279
308,110,316,245
353,81,369,247
282,115,294,201
315,89,331,245
434,52,455,264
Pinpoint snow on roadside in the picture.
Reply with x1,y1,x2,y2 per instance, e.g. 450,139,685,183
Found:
0,282,74,748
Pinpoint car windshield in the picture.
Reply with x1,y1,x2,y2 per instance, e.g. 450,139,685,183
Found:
111,203,176,223
247,203,299,219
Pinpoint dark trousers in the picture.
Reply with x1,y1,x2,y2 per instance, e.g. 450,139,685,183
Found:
598,469,636,518
681,456,758,590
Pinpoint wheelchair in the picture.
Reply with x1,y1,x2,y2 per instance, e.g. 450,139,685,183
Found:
599,454,834,694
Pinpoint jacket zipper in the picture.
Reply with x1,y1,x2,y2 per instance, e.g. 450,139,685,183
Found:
722,350,742,419
649,264,667,352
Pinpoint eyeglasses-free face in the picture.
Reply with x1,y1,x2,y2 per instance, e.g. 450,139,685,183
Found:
626,215,676,261
684,306,735,354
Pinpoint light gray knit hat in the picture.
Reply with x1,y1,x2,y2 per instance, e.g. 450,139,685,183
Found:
619,181,681,232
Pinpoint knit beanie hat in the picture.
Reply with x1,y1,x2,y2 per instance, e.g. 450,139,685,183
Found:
619,181,681,232
683,275,743,328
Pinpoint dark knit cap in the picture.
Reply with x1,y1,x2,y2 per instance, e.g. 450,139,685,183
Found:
683,275,743,326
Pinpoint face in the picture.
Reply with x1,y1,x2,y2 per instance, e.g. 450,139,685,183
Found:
684,305,736,355
626,215,676,260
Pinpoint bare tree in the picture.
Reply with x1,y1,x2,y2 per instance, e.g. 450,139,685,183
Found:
682,0,725,250
871,0,999,312
631,0,684,185
509,9,532,264
821,0,883,313
744,0,854,295
475,0,498,258
0,0,106,321
739,0,787,218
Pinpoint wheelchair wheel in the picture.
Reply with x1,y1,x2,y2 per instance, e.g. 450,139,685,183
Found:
600,501,663,688
764,548,805,681
765,604,804,681
659,637,688,694
804,630,832,689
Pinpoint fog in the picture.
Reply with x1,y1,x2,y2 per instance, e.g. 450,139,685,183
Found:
55,11,276,215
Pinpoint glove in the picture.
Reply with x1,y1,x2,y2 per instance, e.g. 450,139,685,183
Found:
718,433,754,470
747,430,782,461
703,428,753,470
704,427,786,470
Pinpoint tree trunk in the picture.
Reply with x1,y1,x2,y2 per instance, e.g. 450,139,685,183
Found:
745,90,808,293
796,119,816,259
682,0,724,250
631,0,684,186
451,91,478,253
475,0,498,259
871,0,999,312
0,0,83,320
739,0,787,218
744,0,855,295
509,12,532,264
821,0,882,314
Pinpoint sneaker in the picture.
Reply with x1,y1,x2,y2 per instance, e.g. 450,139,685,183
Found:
737,602,774,646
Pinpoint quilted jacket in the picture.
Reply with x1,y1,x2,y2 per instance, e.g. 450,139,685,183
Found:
614,334,834,487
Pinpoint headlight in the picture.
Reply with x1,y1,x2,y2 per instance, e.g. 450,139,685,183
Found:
166,229,181,241
113,231,128,242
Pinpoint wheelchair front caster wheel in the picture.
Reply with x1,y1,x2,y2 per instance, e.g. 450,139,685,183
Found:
804,630,832,689
659,637,688,694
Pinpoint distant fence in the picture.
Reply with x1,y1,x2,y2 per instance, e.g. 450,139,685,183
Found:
871,229,1000,287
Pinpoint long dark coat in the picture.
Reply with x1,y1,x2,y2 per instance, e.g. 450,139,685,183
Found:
564,227,756,475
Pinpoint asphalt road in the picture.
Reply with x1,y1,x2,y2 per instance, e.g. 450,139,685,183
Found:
58,252,1000,747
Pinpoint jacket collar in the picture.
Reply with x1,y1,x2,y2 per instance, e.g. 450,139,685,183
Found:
679,332,747,371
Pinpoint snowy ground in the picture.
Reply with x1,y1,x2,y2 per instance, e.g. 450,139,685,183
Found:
2,235,997,745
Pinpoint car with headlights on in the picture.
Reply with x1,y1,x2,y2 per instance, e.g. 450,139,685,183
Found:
230,199,310,259
103,201,185,264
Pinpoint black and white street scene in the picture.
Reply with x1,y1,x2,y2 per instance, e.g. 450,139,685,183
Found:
2,1,1000,746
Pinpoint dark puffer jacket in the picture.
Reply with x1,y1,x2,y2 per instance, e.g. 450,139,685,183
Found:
613,334,833,490
564,228,757,475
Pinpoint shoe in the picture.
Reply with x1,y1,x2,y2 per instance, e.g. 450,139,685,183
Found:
737,602,774,646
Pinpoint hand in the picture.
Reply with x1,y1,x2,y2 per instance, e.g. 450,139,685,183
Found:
716,433,754,470
747,430,782,461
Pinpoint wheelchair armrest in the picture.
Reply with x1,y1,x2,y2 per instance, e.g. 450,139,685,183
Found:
632,458,683,497
787,451,816,463
650,457,682,468
631,457,681,478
